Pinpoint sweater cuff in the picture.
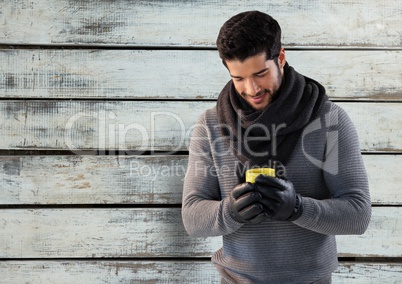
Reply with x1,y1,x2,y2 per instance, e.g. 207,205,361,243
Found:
223,197,245,229
291,197,317,228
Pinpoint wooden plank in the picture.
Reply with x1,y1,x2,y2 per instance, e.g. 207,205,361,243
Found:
0,207,400,258
0,49,400,100
0,1,400,47
336,207,402,258
0,155,400,205
363,155,402,205
0,100,213,152
334,262,402,283
0,101,400,152
0,208,222,258
0,155,187,205
0,261,220,284
0,261,401,283
340,103,402,152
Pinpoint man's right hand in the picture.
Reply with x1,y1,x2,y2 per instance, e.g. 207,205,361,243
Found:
229,182,267,224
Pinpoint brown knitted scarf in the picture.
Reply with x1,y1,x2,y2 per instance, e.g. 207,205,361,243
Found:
216,63,328,169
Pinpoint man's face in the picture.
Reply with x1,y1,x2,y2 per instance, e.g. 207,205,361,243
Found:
225,50,286,110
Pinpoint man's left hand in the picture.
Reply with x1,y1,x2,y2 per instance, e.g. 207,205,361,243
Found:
254,175,303,221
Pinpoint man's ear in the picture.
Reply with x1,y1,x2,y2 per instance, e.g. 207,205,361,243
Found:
278,48,286,68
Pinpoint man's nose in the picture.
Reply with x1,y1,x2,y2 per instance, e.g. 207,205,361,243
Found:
245,78,261,96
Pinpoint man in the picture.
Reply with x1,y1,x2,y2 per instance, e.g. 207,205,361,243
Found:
182,11,371,283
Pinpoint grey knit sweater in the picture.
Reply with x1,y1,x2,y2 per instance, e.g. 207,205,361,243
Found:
182,100,371,283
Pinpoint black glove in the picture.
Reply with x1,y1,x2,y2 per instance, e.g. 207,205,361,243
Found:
254,175,303,221
229,182,267,224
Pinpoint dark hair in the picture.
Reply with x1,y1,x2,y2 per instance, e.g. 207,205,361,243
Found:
216,11,282,64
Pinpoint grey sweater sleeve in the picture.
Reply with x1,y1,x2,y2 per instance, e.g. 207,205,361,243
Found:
182,114,243,237
293,104,372,235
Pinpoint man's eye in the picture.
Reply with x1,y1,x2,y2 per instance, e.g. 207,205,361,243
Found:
235,78,244,82
255,73,267,78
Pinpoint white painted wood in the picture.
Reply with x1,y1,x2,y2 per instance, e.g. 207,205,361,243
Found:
363,155,401,205
1,49,400,100
0,261,400,283
336,207,402,258
0,155,187,205
0,155,400,205
0,1,400,47
0,208,223,258
0,101,400,152
333,262,402,283
0,207,400,258
0,100,213,152
340,103,402,152
0,261,220,284
0,0,400,279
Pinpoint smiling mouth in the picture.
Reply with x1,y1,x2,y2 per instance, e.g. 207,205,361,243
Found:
249,91,267,103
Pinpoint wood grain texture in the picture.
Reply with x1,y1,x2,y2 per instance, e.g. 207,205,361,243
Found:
336,205,402,257
0,100,211,152
0,0,400,47
0,0,400,279
1,49,401,100
0,208,223,258
0,101,401,152
0,155,187,205
0,155,400,205
0,261,401,283
333,262,402,283
0,207,400,258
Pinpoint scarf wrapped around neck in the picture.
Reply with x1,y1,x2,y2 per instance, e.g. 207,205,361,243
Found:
216,63,328,169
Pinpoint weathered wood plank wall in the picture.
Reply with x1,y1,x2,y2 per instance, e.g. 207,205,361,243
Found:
0,207,401,258
1,50,400,100
0,155,400,205
0,101,400,151
0,0,401,283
